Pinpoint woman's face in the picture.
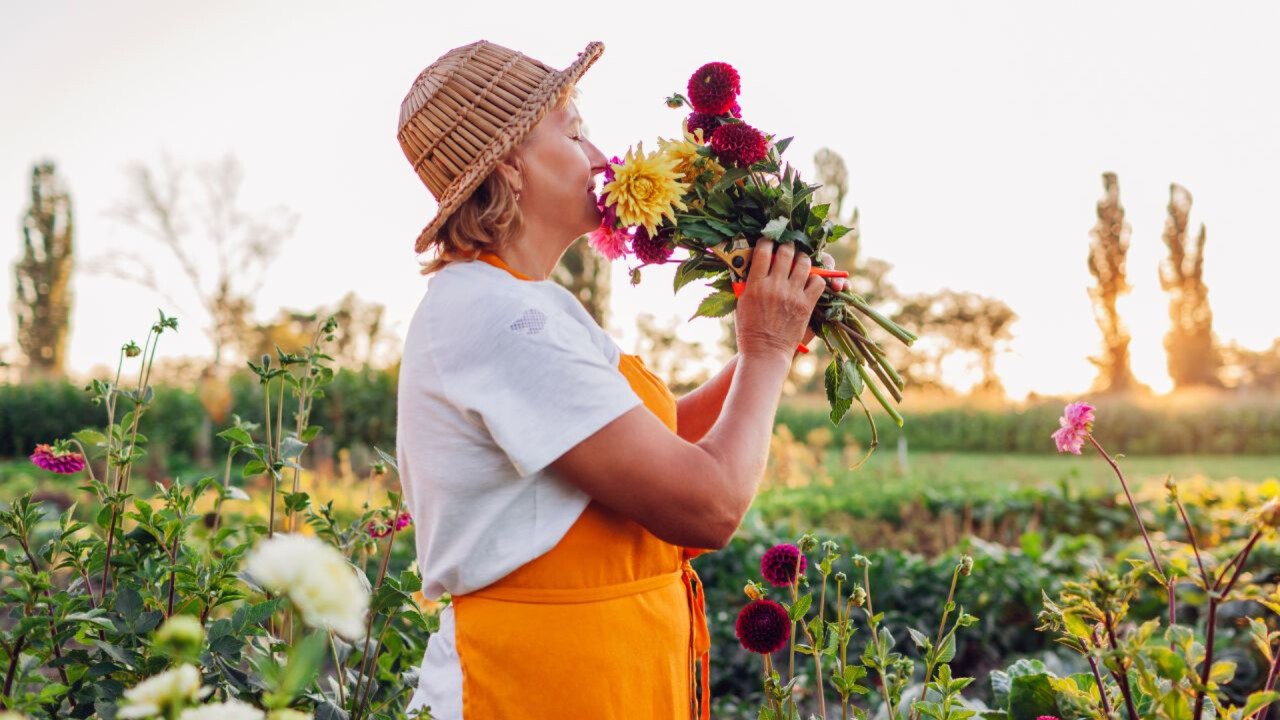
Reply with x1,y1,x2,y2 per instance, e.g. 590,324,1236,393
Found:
506,100,609,242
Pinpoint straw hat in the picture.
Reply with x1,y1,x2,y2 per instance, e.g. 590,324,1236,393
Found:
397,40,605,254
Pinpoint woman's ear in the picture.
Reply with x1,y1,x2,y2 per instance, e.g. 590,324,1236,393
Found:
495,155,524,195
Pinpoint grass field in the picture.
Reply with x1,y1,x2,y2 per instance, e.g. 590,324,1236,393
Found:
815,450,1280,494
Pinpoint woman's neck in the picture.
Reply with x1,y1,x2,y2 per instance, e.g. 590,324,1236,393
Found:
481,235,568,281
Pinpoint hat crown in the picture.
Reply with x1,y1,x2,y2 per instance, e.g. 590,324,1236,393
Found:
396,40,558,201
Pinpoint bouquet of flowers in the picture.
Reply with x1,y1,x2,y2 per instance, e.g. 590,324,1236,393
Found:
590,61,917,464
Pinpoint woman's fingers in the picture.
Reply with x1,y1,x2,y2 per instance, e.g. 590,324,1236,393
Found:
751,237,775,277
790,249,812,282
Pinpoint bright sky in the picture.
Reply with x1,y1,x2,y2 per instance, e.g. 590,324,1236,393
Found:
3,1,1277,400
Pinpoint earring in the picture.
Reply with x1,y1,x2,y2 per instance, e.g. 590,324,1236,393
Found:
514,187,522,201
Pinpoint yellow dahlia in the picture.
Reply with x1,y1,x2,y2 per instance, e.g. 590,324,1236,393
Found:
602,141,689,236
658,117,726,189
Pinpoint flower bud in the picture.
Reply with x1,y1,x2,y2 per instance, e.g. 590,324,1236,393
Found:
153,614,205,659
797,534,818,553
850,584,867,607
261,354,272,369
1254,497,1280,531
124,341,141,358
834,571,847,585
959,555,974,576
744,582,762,601
852,554,870,568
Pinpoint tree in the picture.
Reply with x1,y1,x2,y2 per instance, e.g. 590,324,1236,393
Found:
95,151,299,370
553,234,611,327
1086,172,1147,395
889,290,1017,398
242,292,396,371
1159,182,1223,389
1219,338,1280,392
14,160,74,380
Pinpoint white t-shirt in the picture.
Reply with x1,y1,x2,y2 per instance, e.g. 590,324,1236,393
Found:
395,257,646,719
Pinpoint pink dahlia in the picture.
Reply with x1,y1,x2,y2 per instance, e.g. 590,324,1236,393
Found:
710,122,768,167
588,224,632,261
30,442,86,475
760,543,807,587
632,226,673,265
688,61,741,115
394,510,412,532
1051,401,1096,455
735,598,790,654
369,510,412,539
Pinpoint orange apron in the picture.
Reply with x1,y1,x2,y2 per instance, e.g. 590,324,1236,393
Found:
447,250,713,719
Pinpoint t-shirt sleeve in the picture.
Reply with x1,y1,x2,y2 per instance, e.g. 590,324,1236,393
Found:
436,297,644,477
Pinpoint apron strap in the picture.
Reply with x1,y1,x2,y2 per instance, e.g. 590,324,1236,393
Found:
682,559,711,720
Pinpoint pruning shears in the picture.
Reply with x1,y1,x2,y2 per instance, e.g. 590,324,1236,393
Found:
709,238,849,355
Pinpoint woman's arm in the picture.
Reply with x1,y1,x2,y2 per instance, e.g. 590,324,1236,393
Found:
675,354,740,444
674,252,844,443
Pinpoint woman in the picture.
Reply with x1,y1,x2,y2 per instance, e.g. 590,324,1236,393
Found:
394,40,844,719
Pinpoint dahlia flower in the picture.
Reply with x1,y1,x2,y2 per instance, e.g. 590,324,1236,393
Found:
632,226,674,265
30,442,86,474
243,533,369,641
658,119,725,188
179,699,264,720
1051,401,1096,455
687,61,741,115
117,663,212,719
760,543,808,587
368,510,413,539
601,142,689,237
710,122,769,168
588,224,633,261
735,598,790,654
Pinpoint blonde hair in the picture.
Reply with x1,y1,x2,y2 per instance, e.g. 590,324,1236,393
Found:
417,83,581,276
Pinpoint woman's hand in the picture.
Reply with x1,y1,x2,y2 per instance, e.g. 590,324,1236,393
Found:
734,238,827,361
798,251,845,348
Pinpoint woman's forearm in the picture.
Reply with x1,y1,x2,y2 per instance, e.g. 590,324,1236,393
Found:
694,350,793,538
675,354,740,443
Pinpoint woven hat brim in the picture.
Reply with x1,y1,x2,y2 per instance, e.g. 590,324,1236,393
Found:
413,41,605,255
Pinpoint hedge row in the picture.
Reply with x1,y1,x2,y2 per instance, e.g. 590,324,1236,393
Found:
4,372,1278,466
776,395,1280,455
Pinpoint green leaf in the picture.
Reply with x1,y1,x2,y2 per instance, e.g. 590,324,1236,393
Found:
1007,673,1062,719
266,629,328,709
217,427,254,446
761,216,789,241
691,290,737,320
789,593,813,622
712,167,751,193
73,429,108,448
301,425,322,442
1236,691,1280,719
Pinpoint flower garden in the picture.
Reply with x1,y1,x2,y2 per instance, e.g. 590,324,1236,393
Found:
0,307,1275,720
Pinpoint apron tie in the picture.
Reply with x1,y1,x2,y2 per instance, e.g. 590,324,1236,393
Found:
681,558,711,720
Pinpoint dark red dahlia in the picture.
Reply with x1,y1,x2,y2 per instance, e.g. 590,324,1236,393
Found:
760,543,807,587
710,122,768,167
30,442,86,474
686,112,718,143
735,599,791,654
632,225,673,265
687,61,741,115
